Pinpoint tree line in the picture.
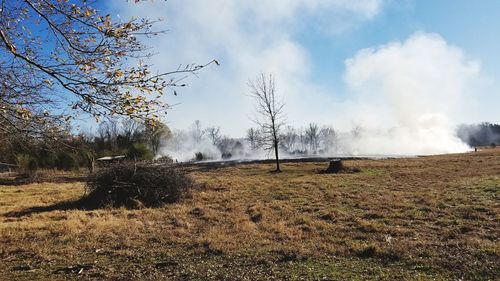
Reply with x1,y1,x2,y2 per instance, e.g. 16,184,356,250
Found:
0,118,171,172
457,123,500,147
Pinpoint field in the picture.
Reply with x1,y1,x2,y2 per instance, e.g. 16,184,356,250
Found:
1,149,499,280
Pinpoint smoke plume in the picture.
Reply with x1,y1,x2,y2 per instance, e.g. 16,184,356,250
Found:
341,32,477,155
111,0,496,157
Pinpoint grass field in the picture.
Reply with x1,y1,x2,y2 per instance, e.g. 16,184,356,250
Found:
1,149,499,280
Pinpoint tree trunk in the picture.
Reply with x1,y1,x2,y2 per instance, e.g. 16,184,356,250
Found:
274,139,281,172
324,159,343,173
89,159,95,173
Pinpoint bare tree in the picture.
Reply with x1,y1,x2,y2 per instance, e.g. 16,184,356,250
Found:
297,129,308,153
319,125,337,153
248,73,285,172
121,118,143,144
191,120,205,144
206,126,222,146
351,123,363,139
97,118,120,153
305,123,320,154
246,127,261,151
280,125,298,154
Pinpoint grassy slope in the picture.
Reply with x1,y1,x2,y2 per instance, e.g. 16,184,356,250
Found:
0,149,499,280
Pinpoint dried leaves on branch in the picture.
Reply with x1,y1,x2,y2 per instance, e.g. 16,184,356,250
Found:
0,0,216,144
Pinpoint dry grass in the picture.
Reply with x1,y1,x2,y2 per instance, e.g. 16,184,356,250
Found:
1,149,499,280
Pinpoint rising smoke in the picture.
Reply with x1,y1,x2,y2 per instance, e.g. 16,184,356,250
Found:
158,32,483,161
112,0,496,157
340,32,478,155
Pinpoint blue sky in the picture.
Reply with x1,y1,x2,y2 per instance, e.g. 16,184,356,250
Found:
103,0,499,137
296,0,500,96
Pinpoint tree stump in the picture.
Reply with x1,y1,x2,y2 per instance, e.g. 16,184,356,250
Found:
324,159,343,173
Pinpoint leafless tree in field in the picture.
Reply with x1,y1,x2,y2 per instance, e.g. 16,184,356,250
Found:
305,123,320,154
248,73,285,172
206,126,222,146
97,118,120,153
191,120,205,144
351,123,363,139
320,125,337,153
246,127,261,151
280,125,298,153
121,118,143,144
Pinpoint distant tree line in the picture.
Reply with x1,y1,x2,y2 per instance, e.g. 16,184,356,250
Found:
163,120,246,161
3,119,498,172
90,118,171,160
0,135,93,173
247,123,338,156
0,118,171,172
457,122,500,147
161,120,340,163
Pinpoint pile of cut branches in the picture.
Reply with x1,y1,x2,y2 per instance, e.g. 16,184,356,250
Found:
84,162,192,208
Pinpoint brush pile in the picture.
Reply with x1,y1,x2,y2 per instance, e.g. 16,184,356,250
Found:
84,162,192,208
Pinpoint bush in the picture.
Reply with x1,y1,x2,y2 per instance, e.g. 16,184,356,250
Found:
194,152,204,161
221,152,232,159
28,158,38,172
56,151,79,171
155,155,174,163
16,154,38,173
84,162,192,208
127,143,154,161
37,149,57,168
15,154,31,170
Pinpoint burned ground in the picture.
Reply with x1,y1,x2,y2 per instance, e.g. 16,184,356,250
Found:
0,148,499,280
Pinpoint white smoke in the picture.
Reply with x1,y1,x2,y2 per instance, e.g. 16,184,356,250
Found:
157,32,480,159
109,0,495,157
158,128,282,162
340,32,477,155
158,129,220,162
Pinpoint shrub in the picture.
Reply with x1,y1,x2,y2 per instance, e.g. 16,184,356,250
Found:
15,154,31,170
194,152,204,161
221,152,232,159
78,149,96,171
14,154,38,179
84,162,192,208
15,154,38,173
37,149,57,168
127,143,154,161
56,151,79,171
155,155,174,163
28,158,38,172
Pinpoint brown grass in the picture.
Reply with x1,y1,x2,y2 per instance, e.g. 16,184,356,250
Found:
1,148,499,280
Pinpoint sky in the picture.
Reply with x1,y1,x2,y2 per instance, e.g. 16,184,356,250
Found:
105,0,500,137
